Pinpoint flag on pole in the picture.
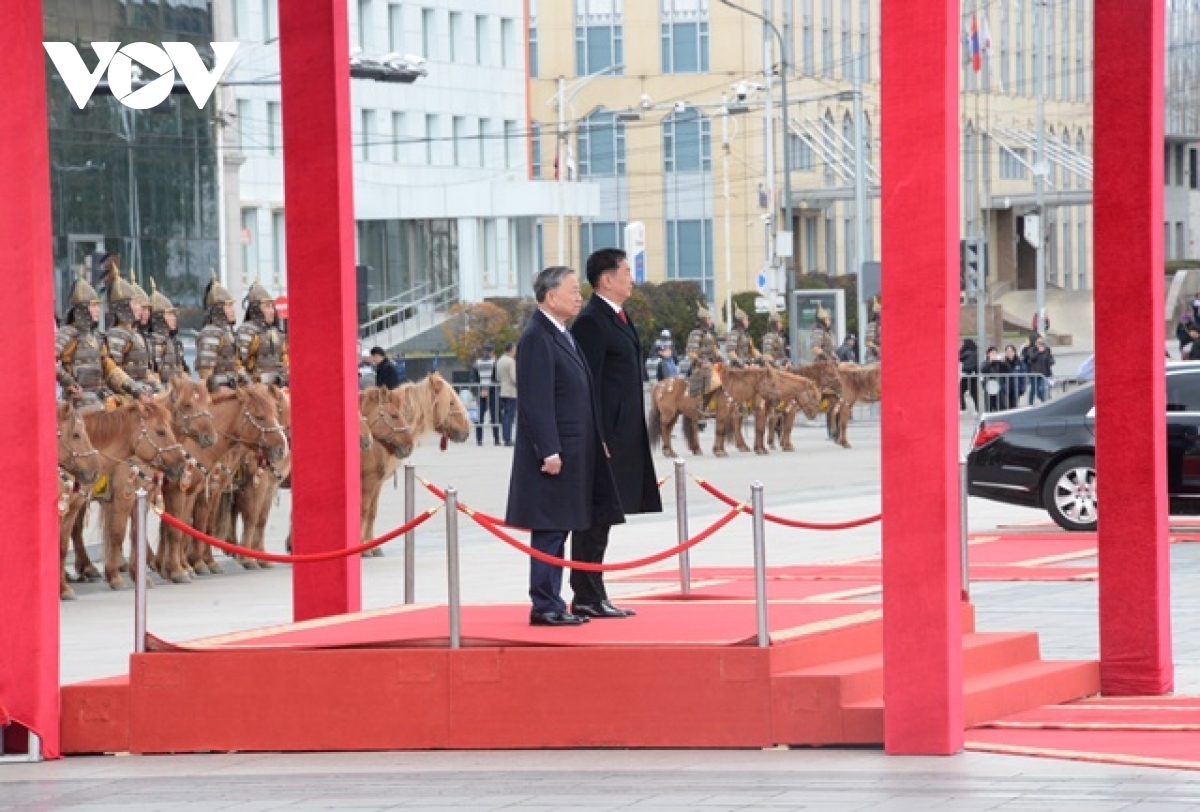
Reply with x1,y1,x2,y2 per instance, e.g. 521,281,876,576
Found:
969,14,983,73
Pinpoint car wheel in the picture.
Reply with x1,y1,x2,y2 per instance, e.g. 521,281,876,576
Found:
1041,455,1098,532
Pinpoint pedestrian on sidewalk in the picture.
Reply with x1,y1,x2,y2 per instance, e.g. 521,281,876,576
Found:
959,338,979,412
495,342,518,446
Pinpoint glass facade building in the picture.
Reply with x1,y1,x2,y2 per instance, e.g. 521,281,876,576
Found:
45,0,219,318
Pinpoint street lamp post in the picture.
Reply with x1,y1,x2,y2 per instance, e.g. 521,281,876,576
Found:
718,0,792,313
849,55,869,363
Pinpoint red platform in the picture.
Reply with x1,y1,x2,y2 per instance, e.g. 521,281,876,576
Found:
61,595,1099,754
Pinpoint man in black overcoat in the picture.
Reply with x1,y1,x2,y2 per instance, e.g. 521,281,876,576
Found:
568,248,663,619
505,266,625,627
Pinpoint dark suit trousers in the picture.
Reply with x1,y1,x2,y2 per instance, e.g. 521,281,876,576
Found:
570,525,610,605
529,530,568,614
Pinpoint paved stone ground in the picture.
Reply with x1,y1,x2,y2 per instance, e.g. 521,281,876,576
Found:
6,411,1200,810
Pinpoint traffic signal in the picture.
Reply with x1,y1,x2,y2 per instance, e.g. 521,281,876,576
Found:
959,237,985,301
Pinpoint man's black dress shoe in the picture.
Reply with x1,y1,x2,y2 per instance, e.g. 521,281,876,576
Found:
604,600,636,617
570,601,629,619
529,610,589,627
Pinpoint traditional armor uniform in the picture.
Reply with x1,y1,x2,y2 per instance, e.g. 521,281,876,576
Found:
55,270,111,412
864,296,881,363
101,263,161,399
236,280,290,386
686,302,724,398
147,278,190,385
724,307,760,368
808,304,836,360
761,315,789,368
195,273,245,391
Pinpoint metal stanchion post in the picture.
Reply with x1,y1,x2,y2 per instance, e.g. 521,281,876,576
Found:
751,481,769,648
673,458,691,596
445,486,461,649
960,457,970,601
134,488,148,655
404,462,416,604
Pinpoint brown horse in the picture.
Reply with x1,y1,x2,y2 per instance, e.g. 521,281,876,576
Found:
230,386,293,569
185,385,289,577
787,359,849,448
710,366,780,456
827,362,881,449
358,386,418,553
647,376,703,457
154,384,283,583
65,400,188,590
760,368,825,452
56,401,101,600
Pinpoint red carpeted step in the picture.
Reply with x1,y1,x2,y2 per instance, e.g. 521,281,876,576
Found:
771,632,1092,746
61,675,130,755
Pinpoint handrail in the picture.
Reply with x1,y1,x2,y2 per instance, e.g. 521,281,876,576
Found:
358,281,459,340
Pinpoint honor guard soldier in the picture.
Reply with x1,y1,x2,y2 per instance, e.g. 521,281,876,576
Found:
195,272,246,391
761,313,790,368
808,303,836,360
864,296,881,363
55,267,112,412
685,301,724,399
102,261,161,399
724,306,760,368
147,277,190,385
236,279,290,386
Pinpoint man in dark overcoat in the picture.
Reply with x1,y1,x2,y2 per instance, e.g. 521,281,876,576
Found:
568,248,663,618
505,266,625,627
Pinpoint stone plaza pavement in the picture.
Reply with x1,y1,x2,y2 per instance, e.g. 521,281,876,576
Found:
5,412,1200,811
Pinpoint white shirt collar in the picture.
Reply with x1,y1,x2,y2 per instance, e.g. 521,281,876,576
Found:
594,292,623,315
539,306,568,332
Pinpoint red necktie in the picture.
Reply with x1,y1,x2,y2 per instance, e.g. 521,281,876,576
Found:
618,309,628,324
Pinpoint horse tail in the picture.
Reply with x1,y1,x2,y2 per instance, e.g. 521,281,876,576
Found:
681,413,695,443
647,387,662,451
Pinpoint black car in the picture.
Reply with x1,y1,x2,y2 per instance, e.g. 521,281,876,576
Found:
967,362,1200,531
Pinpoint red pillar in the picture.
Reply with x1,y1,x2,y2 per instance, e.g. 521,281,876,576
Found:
880,0,963,754
1093,0,1173,695
278,0,362,621
0,0,61,758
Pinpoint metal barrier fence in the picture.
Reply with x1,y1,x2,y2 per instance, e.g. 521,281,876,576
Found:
959,372,1055,415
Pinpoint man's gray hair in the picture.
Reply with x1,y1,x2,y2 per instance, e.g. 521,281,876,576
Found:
533,266,576,303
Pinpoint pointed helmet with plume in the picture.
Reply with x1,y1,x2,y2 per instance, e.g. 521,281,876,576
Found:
696,300,712,321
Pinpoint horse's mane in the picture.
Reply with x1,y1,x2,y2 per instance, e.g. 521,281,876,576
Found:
83,401,169,450
400,373,458,440
837,364,881,396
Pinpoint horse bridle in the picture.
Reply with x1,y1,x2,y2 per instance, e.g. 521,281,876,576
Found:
367,403,413,453
174,400,214,444
132,417,185,473
57,417,99,481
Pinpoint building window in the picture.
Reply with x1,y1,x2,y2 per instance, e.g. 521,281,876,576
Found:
580,220,626,262
476,15,488,65
231,0,241,37
1014,0,1025,95
530,121,542,177
665,219,714,299
1060,0,1070,100
236,99,253,146
502,18,516,68
392,112,406,163
1177,144,1187,187
529,2,540,77
449,12,463,61
1044,0,1054,100
1178,222,1187,259
453,115,467,166
821,0,833,77
388,2,403,53
578,110,626,176
478,118,488,167
272,210,286,284
999,1,1009,94
788,132,815,172
422,8,436,59
661,0,709,74
576,0,624,76
504,120,519,169
262,0,277,41
858,0,870,80
1075,0,1085,100
999,147,1028,180
801,0,814,76
663,106,710,173
425,114,437,164
839,0,851,79
360,109,376,161
357,0,373,50
267,101,281,156
1191,148,1198,190
241,208,259,280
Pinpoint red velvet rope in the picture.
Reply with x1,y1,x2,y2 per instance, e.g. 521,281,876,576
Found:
156,506,441,563
465,503,744,571
694,477,881,530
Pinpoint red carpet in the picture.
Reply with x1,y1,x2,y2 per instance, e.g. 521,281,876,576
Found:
612,563,1098,584
624,579,882,602
967,696,1200,770
155,600,882,650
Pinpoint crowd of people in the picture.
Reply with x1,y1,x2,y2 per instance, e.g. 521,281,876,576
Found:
959,332,1055,413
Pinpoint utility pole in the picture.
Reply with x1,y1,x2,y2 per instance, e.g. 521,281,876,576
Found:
762,0,778,298
556,74,567,266
1034,0,1047,335
851,53,868,361
723,99,734,333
